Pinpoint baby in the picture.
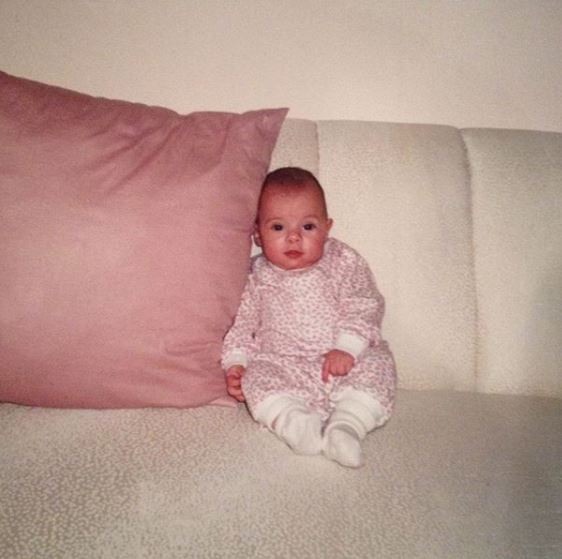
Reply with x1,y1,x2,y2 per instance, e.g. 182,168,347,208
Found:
222,167,396,468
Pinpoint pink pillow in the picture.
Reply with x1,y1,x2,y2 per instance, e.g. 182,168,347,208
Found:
0,71,287,408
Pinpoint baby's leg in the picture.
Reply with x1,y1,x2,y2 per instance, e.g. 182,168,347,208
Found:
254,393,323,455
324,345,397,468
323,388,386,468
243,356,323,455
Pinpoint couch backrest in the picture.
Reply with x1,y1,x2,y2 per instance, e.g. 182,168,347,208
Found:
271,120,562,398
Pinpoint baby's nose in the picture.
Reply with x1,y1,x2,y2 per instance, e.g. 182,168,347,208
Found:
287,229,301,241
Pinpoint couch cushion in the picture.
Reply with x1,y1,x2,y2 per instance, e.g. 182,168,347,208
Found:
1,390,560,557
463,128,562,398
0,71,286,408
317,121,477,392
269,118,319,174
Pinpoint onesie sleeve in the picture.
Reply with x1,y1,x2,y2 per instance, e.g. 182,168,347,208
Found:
221,272,260,371
334,246,385,358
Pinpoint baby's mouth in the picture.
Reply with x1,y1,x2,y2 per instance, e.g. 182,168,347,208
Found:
285,250,304,259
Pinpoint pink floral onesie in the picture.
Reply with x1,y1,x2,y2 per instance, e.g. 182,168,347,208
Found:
222,238,396,423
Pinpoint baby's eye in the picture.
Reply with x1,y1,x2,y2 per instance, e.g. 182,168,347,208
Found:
272,224,284,231
303,223,316,231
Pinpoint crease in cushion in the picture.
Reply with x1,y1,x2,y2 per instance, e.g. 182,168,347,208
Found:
0,71,288,409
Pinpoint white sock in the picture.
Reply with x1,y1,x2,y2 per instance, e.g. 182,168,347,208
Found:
324,423,363,468
276,407,323,455
323,388,386,468
254,394,323,455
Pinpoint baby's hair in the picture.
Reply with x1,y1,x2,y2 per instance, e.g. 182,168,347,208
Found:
260,167,328,217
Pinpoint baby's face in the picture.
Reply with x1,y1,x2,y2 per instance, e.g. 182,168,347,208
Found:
255,184,332,270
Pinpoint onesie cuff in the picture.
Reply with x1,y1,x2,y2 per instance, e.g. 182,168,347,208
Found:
334,331,369,359
222,349,248,371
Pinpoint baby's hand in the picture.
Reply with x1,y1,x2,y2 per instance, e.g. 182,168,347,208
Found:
226,365,246,402
322,350,355,383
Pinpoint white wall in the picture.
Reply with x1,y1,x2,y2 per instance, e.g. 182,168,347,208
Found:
1,0,561,132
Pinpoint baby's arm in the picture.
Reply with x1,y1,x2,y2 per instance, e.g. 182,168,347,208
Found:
222,273,260,401
335,246,385,349
323,246,385,381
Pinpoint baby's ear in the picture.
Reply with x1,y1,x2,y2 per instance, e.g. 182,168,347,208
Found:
326,218,334,234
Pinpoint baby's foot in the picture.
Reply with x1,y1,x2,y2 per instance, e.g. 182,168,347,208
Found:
323,425,364,468
277,408,323,455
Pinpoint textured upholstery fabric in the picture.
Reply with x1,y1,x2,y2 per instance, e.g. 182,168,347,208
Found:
269,118,319,174
463,129,562,398
1,390,561,558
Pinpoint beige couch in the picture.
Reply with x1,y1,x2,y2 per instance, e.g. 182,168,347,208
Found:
1,119,561,558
